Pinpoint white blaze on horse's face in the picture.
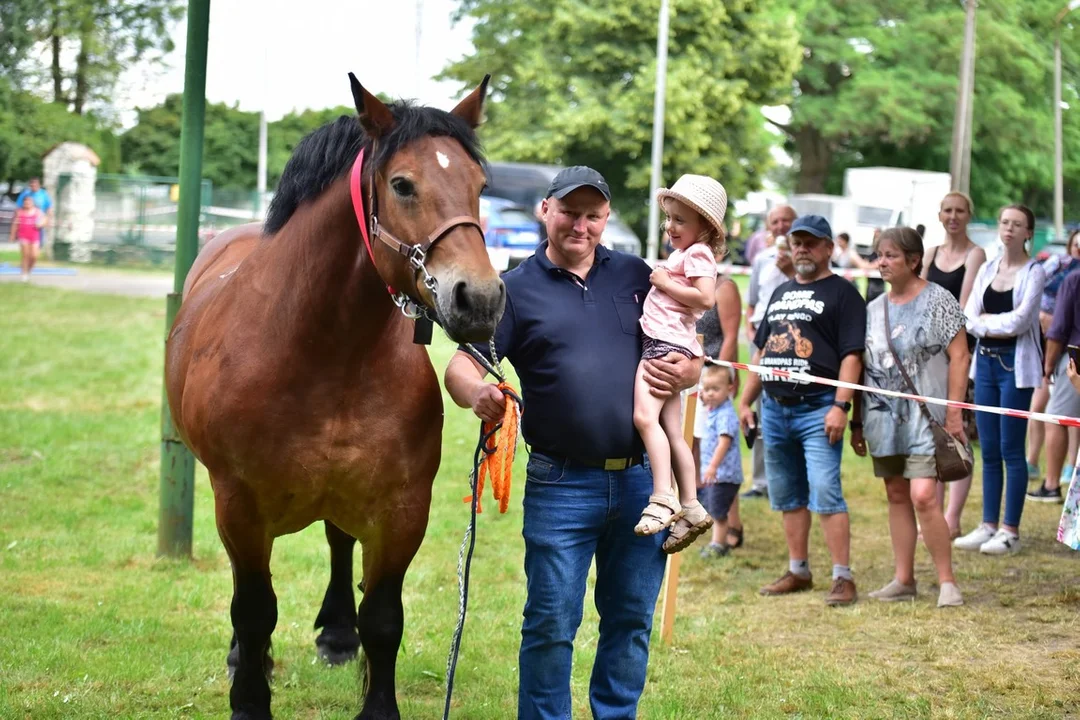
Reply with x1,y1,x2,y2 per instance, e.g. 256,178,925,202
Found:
436,151,450,169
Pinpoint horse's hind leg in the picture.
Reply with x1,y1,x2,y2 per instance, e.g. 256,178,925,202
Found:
314,520,362,665
216,490,278,720
355,516,428,720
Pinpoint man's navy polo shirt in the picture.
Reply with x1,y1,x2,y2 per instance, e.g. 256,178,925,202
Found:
468,242,652,461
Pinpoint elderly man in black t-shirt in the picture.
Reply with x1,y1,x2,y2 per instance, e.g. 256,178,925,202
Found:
738,215,867,607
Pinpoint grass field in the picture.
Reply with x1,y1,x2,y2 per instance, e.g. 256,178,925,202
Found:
1,283,1078,719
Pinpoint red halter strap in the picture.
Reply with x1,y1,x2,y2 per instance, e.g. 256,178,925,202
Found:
349,147,396,295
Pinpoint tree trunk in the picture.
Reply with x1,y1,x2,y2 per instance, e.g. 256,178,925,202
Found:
50,13,63,105
794,125,831,194
73,22,92,115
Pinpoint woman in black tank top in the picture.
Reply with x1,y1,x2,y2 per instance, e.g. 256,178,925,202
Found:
922,192,986,307
926,258,966,301
920,192,987,538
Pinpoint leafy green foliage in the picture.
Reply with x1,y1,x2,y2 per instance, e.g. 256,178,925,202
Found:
440,0,801,233
783,0,1080,218
7,0,185,114
120,96,360,190
0,0,40,84
266,106,354,187
0,77,120,183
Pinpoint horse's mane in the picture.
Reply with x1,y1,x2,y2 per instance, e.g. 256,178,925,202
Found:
264,103,486,235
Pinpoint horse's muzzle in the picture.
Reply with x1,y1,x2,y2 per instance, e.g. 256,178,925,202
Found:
437,276,506,344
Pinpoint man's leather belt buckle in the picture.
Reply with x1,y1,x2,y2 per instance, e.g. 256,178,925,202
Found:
604,457,631,471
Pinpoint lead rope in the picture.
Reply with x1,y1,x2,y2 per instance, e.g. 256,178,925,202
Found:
442,339,521,719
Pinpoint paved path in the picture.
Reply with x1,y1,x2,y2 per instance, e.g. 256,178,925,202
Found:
0,242,172,297
0,265,173,298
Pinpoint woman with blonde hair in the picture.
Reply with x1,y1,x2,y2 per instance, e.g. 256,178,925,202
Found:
921,191,986,537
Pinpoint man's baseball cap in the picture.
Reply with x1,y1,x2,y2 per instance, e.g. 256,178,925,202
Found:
790,214,833,240
545,166,611,201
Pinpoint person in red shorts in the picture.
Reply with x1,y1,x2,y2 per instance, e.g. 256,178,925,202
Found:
9,195,44,282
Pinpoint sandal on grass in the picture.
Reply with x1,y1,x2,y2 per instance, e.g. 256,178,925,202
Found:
662,500,713,554
634,493,682,537
726,525,744,549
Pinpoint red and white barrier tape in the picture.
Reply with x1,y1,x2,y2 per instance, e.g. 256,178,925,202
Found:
716,263,882,280
707,358,1080,429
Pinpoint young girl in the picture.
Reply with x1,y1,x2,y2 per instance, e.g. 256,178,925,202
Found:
633,174,728,554
9,195,43,282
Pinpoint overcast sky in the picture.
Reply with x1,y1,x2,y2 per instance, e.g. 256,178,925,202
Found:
114,0,476,125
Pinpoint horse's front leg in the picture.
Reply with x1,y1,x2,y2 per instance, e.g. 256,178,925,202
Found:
314,520,362,665
355,490,431,720
215,483,278,720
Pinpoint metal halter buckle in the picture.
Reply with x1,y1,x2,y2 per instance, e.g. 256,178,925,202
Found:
392,292,424,319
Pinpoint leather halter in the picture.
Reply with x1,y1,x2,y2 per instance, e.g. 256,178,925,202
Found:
349,147,485,313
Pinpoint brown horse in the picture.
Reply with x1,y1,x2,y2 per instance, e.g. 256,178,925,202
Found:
164,75,504,719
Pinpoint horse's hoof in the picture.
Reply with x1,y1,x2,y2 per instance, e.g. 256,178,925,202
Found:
315,627,361,666
354,708,399,720
231,711,272,720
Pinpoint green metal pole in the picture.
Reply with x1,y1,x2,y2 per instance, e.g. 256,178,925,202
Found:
158,0,211,558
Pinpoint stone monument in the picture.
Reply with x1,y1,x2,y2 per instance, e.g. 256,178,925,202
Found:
43,142,100,262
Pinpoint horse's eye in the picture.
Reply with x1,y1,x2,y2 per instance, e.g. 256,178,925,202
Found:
391,177,416,199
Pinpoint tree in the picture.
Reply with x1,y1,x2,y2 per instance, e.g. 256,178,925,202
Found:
122,95,263,189
5,0,184,115
0,0,40,84
779,0,1080,219
439,0,801,234
267,106,354,187
0,77,120,184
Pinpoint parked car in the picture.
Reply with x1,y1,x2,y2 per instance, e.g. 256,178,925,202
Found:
479,195,543,271
484,162,643,256
0,193,17,242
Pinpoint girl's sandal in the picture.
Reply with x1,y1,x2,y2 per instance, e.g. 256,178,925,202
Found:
662,501,713,554
634,493,682,536
726,525,744,549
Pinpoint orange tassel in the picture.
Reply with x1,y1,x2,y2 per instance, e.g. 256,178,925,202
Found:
464,382,519,514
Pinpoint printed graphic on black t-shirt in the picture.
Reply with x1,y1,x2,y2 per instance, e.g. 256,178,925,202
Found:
753,274,867,397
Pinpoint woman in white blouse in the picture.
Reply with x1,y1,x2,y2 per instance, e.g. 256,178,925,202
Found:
954,205,1046,556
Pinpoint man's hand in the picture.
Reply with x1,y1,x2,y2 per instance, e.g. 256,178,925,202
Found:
1070,358,1080,394
944,407,967,444
470,383,506,424
738,403,756,435
850,428,867,457
824,406,847,445
643,352,699,398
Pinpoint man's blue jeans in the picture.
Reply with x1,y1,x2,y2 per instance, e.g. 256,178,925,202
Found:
761,392,847,514
519,452,667,720
973,347,1034,528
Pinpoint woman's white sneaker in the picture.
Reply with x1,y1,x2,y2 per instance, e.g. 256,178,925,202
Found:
953,524,996,551
979,529,1021,555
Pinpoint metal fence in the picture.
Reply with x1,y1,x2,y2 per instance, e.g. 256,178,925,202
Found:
53,173,271,265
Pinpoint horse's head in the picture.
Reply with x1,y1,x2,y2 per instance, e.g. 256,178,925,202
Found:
349,74,505,344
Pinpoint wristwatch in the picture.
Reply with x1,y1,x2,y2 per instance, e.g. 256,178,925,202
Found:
833,400,852,413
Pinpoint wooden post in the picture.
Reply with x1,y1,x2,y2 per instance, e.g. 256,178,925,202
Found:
659,335,703,644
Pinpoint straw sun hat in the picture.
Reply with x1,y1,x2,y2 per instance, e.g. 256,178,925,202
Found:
656,174,728,238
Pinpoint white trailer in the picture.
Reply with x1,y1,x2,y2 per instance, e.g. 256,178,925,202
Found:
842,167,953,247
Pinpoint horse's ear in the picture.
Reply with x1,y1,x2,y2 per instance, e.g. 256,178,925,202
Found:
349,72,395,139
450,74,490,129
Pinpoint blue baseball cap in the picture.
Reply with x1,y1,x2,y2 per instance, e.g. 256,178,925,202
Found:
790,214,833,240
